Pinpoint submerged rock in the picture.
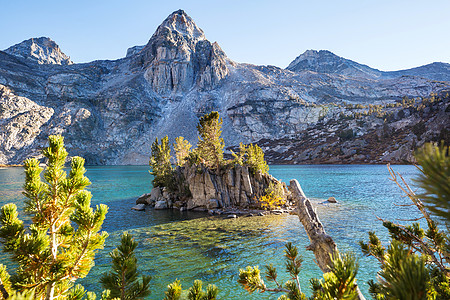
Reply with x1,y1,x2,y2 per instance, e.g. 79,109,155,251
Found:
131,204,146,211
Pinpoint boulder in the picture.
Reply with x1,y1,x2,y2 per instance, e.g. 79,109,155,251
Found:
208,199,219,209
327,197,337,203
150,187,162,202
131,204,146,211
136,193,152,205
154,200,168,210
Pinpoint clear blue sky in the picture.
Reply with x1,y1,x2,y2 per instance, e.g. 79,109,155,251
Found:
1,0,449,71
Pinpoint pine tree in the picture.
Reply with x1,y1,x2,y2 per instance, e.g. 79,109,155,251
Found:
100,232,151,300
0,135,108,300
163,280,217,300
360,142,450,299
238,242,358,299
196,112,224,170
244,144,269,175
173,137,192,167
414,143,450,221
149,136,173,187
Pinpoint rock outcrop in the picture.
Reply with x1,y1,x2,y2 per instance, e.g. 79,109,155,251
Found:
0,10,449,165
126,45,145,57
0,85,54,163
143,164,290,211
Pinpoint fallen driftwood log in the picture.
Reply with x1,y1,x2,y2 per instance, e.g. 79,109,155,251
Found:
290,179,366,300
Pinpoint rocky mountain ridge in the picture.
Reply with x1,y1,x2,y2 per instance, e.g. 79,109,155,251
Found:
5,37,73,65
288,49,450,82
0,10,449,165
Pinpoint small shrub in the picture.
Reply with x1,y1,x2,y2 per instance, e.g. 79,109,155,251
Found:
259,192,285,210
259,181,286,210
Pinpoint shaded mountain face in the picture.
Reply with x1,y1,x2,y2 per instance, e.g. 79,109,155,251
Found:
0,10,449,165
5,37,72,65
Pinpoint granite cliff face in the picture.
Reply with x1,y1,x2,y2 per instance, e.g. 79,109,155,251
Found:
0,10,449,165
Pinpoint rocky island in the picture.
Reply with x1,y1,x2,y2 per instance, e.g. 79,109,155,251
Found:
136,112,295,214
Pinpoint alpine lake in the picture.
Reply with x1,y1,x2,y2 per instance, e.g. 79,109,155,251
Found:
0,164,421,299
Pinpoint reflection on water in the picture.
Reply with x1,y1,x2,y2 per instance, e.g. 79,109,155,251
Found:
0,165,420,299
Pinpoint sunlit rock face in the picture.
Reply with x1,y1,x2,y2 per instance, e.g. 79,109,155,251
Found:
5,37,73,65
0,10,449,165
133,10,229,95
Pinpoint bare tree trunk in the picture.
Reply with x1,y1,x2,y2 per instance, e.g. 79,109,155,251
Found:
289,179,366,300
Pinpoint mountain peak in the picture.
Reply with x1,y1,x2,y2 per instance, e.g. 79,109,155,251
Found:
156,9,205,42
131,10,228,95
4,37,72,65
287,49,381,79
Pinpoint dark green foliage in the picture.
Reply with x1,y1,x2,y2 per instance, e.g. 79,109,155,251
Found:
100,232,151,300
149,136,173,187
196,111,224,170
360,231,385,262
372,241,429,300
284,242,303,282
186,150,202,166
414,143,450,222
0,135,108,299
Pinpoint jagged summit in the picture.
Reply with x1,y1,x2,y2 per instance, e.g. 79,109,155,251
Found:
4,37,72,65
132,9,228,95
287,49,382,79
156,9,205,41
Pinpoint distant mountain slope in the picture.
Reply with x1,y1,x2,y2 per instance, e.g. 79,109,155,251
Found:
287,49,383,79
0,10,449,165
286,49,450,82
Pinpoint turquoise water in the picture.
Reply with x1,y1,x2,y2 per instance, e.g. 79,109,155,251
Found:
0,165,421,299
